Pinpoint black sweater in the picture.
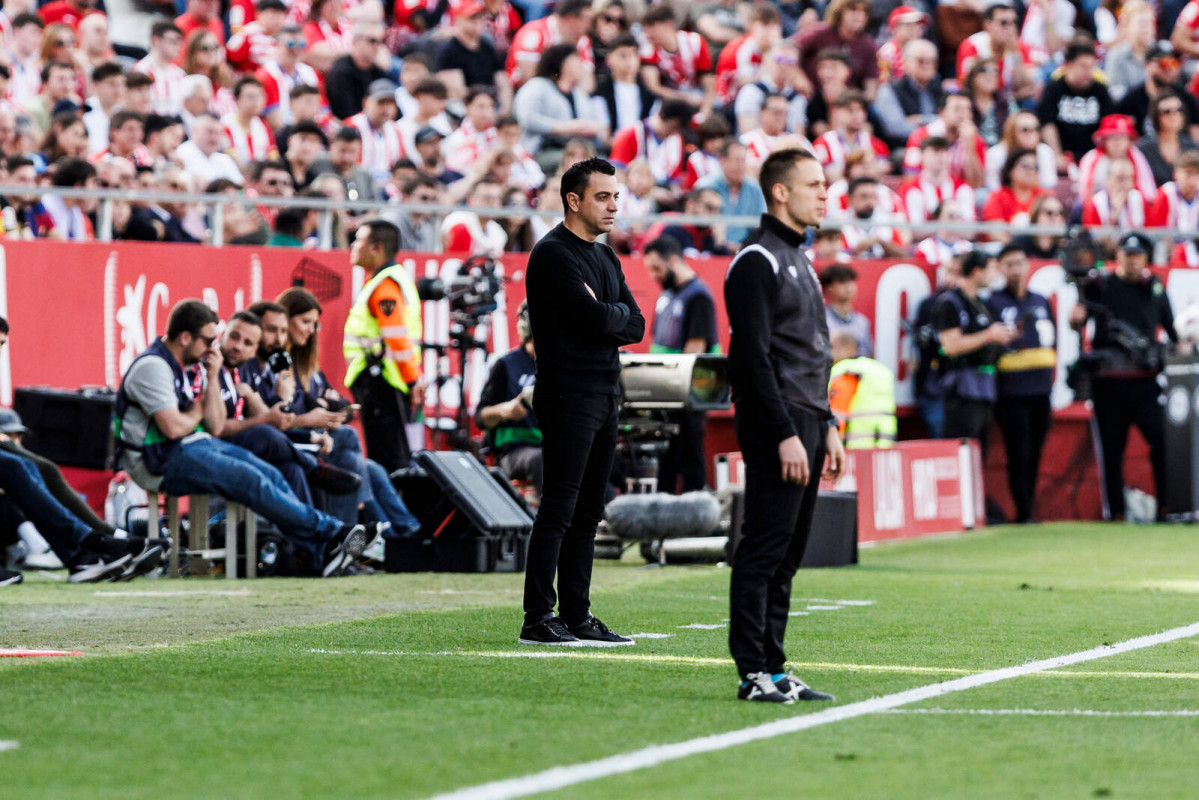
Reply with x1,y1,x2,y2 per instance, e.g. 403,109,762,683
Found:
525,223,645,395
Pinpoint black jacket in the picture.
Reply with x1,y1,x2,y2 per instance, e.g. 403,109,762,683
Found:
593,75,657,134
525,223,645,395
725,214,833,443
325,56,387,120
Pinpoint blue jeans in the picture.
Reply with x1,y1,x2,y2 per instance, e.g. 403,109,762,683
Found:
324,426,366,525
0,449,89,564
160,437,343,542
363,459,420,534
225,426,318,506
917,394,945,440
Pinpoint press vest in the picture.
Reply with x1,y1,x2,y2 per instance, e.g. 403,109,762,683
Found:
936,289,999,404
829,357,897,449
112,338,204,474
343,263,423,392
650,277,716,354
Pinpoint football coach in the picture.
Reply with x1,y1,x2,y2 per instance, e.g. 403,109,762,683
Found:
724,148,845,704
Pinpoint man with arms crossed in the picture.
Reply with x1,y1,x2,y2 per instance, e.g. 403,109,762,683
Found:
724,148,845,703
520,158,645,646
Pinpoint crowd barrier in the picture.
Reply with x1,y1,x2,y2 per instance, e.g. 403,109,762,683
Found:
7,240,1181,521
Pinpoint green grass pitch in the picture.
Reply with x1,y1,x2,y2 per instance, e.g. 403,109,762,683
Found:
3,522,1198,799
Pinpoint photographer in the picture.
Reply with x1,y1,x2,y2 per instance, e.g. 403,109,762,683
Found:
476,302,542,495
344,218,424,473
1069,232,1177,521
934,250,1017,458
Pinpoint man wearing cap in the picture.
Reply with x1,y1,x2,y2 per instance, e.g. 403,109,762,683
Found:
1118,44,1199,139
1070,232,1177,521
435,1,512,110
877,6,928,84
1037,38,1112,169
345,79,403,188
325,20,387,120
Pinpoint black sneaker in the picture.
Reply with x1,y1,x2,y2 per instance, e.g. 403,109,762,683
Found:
737,672,795,704
0,568,22,586
774,671,835,702
518,616,584,646
114,539,167,581
308,460,362,495
68,553,133,583
323,525,368,577
568,615,635,647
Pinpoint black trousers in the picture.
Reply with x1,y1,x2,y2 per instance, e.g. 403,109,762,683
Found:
944,396,995,461
729,406,826,678
523,392,619,626
657,410,708,494
351,370,412,474
995,394,1051,523
1091,377,1166,519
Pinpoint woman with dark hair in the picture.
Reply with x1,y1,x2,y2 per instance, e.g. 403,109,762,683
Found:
981,147,1050,237
511,43,600,171
1010,195,1068,259
966,58,1011,148
183,29,237,116
275,287,420,547
1138,91,1199,187
587,0,630,78
41,112,88,163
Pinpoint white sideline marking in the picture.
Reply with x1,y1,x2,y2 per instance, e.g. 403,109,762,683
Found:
0,741,18,753
887,708,1199,718
93,589,253,597
805,605,844,611
628,633,672,639
423,621,1199,800
787,612,810,617
677,623,725,630
304,649,974,674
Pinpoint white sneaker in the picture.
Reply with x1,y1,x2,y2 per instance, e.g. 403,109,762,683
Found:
21,549,64,570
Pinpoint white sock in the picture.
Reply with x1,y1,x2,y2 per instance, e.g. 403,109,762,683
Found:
112,529,129,539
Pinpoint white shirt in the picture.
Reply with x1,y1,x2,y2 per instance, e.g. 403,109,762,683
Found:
176,140,245,187
83,96,111,155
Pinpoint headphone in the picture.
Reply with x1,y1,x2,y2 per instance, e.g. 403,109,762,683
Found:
516,300,531,343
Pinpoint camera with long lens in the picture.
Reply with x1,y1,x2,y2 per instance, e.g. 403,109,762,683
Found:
417,256,502,322
1059,226,1103,286
266,348,292,374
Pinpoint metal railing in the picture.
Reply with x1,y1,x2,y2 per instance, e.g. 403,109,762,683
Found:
0,183,1184,252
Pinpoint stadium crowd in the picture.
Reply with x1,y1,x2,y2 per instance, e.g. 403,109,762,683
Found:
0,0,1196,256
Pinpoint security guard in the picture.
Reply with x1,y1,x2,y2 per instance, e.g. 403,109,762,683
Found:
344,218,424,473
828,331,896,449
933,249,1017,459
643,235,719,493
986,244,1056,523
1069,232,1177,521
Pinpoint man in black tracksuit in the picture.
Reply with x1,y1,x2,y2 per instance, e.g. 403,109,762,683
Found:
519,158,645,647
724,149,844,704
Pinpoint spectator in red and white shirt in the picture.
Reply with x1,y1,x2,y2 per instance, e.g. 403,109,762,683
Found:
1077,113,1158,202
1081,157,1150,251
346,79,405,186
135,21,187,114
442,179,508,256
609,98,694,187
1172,0,1199,63
505,0,592,88
176,0,225,48
839,175,906,257
396,77,453,163
225,0,287,73
8,13,45,106
914,201,974,271
494,114,544,191
303,0,354,69
742,93,814,176
639,4,715,116
90,108,153,166
714,4,781,105
444,87,498,175
682,115,731,191
981,147,1050,235
175,111,244,186
1149,150,1199,266
734,42,807,138
877,5,927,84
899,136,977,224
904,92,986,187
813,90,889,181
221,76,277,166
956,1,1037,101
825,149,904,223
257,25,322,129
38,0,99,32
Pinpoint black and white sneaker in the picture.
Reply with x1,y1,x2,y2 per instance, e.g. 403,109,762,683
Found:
737,672,795,704
568,615,635,647
68,553,133,584
115,538,167,581
518,616,584,646
774,671,835,702
323,525,368,577
0,568,22,586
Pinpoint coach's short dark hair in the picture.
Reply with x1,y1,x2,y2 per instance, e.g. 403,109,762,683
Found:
166,299,220,340
758,148,818,209
560,157,616,207
361,218,401,263
229,310,263,329
248,301,287,319
644,236,683,260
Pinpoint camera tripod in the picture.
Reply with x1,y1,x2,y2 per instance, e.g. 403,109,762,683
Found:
422,311,493,453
